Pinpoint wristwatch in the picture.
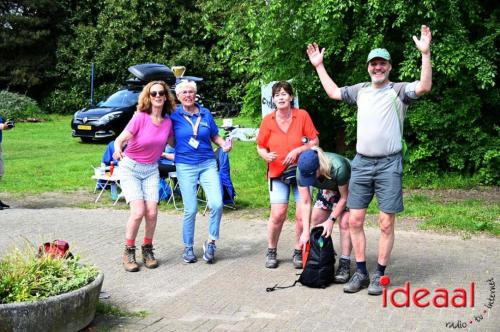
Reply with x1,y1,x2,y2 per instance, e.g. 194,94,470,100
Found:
328,215,336,222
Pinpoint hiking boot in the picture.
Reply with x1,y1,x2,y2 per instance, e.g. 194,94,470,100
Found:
368,271,384,295
343,270,369,293
203,240,216,264
183,246,197,263
265,248,278,268
141,244,158,269
292,249,303,269
122,246,139,272
334,258,351,283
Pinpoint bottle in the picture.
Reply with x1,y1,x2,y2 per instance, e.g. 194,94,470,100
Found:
100,163,106,176
110,183,118,200
109,161,115,176
224,137,232,149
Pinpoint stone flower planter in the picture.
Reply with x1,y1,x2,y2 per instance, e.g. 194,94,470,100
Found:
0,272,104,332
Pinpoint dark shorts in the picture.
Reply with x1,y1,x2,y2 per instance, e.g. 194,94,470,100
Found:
314,189,340,211
347,153,403,213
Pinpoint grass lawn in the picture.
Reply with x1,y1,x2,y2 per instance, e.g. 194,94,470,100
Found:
1,115,498,236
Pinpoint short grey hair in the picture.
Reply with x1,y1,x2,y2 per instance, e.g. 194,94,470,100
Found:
175,80,197,95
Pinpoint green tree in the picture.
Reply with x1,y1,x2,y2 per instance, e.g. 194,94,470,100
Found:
47,0,234,112
0,0,66,97
200,0,499,183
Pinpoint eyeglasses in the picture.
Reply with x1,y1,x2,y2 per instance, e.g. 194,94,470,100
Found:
150,90,165,97
180,90,196,95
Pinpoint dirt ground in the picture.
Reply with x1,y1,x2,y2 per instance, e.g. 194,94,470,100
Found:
1,187,497,234
1,186,497,209
408,186,499,204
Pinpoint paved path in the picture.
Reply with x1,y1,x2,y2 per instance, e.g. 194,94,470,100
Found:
0,207,498,331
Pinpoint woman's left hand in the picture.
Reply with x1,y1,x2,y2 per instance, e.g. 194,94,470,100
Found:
283,148,300,166
318,219,334,238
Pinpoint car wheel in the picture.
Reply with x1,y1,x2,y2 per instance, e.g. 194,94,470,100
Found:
80,137,93,143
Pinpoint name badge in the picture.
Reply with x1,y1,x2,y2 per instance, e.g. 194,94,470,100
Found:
188,137,200,149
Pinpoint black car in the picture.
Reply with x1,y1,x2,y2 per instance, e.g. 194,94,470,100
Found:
71,63,202,142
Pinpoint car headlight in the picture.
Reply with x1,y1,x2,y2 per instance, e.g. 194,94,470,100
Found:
98,111,122,125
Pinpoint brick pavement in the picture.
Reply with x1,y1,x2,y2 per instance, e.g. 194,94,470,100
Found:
0,207,498,331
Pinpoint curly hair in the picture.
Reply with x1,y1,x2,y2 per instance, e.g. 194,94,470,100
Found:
137,81,176,117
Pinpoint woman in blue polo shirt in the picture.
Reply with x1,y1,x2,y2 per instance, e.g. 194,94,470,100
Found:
171,80,231,264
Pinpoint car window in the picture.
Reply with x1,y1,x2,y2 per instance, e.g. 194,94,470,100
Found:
101,90,140,107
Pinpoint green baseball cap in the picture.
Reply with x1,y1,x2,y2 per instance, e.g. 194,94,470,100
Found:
367,48,391,63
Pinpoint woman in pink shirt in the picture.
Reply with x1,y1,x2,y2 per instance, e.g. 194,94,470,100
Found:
113,81,175,272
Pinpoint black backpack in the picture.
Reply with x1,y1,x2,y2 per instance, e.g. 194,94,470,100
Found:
266,227,336,292
298,227,336,288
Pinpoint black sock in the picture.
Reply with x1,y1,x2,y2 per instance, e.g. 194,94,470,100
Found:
377,263,386,276
356,261,368,275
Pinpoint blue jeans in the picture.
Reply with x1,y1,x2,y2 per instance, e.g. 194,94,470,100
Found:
176,159,223,247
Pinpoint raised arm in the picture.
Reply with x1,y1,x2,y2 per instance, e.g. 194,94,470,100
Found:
413,25,432,96
307,43,342,100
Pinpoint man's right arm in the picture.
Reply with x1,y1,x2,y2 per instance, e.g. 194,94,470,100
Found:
307,43,342,101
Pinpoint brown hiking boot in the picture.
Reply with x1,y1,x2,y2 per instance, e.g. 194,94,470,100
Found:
122,246,139,272
141,244,158,269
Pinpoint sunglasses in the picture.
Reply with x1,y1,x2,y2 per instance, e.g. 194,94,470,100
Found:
150,90,165,97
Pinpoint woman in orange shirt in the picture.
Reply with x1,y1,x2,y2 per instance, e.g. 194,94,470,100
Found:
256,81,319,269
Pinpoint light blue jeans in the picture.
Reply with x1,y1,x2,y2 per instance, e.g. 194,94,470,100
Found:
176,159,223,247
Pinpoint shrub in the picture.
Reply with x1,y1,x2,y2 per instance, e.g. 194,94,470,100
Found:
478,148,500,185
42,83,120,114
0,91,47,121
42,87,87,115
0,244,99,304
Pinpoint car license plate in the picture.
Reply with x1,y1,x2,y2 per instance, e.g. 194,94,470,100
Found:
78,125,92,130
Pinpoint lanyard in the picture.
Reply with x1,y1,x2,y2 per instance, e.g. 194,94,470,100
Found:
183,114,202,138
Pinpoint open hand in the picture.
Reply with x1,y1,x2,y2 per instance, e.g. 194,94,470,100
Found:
317,220,334,238
413,25,432,55
306,43,325,68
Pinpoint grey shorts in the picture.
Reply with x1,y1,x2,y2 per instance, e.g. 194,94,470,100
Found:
347,153,403,213
119,156,159,203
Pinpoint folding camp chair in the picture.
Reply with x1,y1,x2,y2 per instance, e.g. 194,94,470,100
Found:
165,172,182,210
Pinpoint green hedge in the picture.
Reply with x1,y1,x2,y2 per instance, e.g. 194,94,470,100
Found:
0,91,47,121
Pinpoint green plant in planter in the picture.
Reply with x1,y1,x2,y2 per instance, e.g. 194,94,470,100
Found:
0,245,98,304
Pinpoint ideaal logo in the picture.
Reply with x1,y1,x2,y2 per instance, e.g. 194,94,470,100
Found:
380,276,496,329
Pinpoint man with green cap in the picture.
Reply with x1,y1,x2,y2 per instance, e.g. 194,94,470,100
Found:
306,25,432,295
